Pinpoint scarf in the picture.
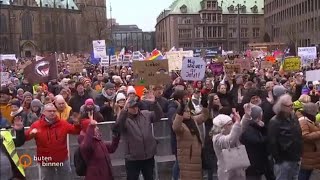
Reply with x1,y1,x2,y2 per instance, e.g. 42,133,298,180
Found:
101,88,115,100
183,119,202,144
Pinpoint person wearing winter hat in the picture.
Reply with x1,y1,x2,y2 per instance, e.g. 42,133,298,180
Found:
114,93,126,118
30,99,44,118
240,104,275,180
272,85,287,101
127,86,137,98
82,78,98,100
69,82,91,113
10,99,23,118
298,103,320,179
212,111,247,180
95,82,116,122
79,98,103,122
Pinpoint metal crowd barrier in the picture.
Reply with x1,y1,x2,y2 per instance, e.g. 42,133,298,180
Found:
16,118,189,180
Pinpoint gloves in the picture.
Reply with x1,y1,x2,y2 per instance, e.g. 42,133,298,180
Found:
201,94,208,108
177,102,185,116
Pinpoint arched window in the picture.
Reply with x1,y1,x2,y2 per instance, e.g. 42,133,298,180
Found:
44,17,51,33
21,12,33,39
58,17,64,34
0,15,8,33
71,19,76,33
0,37,9,52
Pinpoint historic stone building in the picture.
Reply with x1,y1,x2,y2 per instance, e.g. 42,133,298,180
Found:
0,0,107,57
155,0,265,51
264,0,320,47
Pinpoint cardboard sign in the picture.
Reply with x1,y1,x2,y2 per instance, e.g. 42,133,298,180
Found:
132,59,170,86
166,51,193,71
234,58,250,71
283,57,301,72
224,64,241,76
181,57,206,81
69,62,84,74
209,62,224,76
260,61,273,69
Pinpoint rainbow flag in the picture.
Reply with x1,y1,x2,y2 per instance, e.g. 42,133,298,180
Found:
148,49,164,60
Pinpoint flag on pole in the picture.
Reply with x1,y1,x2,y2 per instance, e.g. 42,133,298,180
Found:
148,49,164,60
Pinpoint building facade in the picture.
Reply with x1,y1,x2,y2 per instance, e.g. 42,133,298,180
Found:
112,25,155,52
0,0,107,57
264,0,320,47
155,0,265,51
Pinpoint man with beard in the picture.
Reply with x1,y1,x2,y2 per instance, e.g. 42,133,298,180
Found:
0,87,12,123
82,78,98,100
69,82,91,113
95,82,116,121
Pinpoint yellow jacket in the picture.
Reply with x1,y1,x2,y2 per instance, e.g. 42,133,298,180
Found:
0,104,12,124
56,104,72,120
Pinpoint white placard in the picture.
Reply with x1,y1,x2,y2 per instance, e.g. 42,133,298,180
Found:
181,57,206,81
122,55,131,67
298,47,317,65
0,54,17,61
92,40,107,58
100,56,109,67
0,72,10,85
166,51,194,71
110,55,118,66
306,69,320,81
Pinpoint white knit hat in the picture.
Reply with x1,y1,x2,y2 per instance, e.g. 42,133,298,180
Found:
212,114,232,128
127,86,136,95
116,93,126,102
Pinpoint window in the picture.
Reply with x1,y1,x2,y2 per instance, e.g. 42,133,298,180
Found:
179,43,192,48
0,15,7,33
207,1,211,9
240,28,248,38
182,18,191,24
58,17,64,33
240,17,248,24
217,27,222,38
207,26,212,38
253,28,260,38
228,28,236,38
0,37,8,52
44,17,51,33
195,27,202,38
252,16,259,24
178,29,192,39
228,17,236,24
21,12,33,39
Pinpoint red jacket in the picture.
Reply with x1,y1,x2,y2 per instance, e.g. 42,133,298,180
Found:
25,116,81,163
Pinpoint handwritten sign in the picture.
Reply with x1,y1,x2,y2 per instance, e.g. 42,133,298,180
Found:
209,62,224,76
0,72,10,85
166,51,193,71
181,57,206,81
224,64,241,76
69,62,84,74
283,57,301,72
132,59,170,86
234,58,250,71
92,40,107,58
260,61,273,69
298,47,317,65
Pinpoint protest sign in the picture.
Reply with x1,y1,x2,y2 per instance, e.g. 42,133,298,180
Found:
132,59,170,86
166,51,193,71
298,47,317,65
283,57,301,72
234,58,250,71
181,57,206,81
92,40,107,58
260,61,273,69
110,55,118,66
0,72,10,85
224,64,241,76
100,57,109,67
209,62,224,76
122,55,131,67
306,69,320,82
0,54,16,61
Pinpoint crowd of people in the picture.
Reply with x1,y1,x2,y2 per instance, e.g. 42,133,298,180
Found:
0,56,320,180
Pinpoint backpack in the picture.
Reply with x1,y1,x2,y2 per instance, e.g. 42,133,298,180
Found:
74,147,87,176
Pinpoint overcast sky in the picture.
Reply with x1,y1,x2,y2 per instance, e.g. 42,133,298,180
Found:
107,0,173,31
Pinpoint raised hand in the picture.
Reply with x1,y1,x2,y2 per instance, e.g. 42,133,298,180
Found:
243,103,252,116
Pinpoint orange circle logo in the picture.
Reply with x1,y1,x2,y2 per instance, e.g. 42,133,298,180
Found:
19,154,32,168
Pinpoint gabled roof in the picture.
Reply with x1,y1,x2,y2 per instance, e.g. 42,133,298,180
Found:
218,0,264,15
0,0,79,10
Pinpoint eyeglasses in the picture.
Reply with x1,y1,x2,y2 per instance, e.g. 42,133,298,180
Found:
283,104,293,108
